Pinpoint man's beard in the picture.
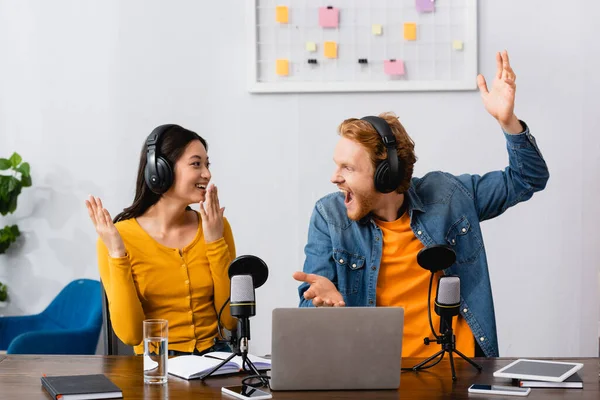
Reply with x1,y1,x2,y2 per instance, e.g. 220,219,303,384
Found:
346,191,376,221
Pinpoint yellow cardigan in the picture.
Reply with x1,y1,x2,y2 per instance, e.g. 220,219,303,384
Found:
97,213,237,354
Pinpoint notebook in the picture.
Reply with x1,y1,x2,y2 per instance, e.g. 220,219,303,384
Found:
40,374,122,400
168,351,271,380
516,372,583,389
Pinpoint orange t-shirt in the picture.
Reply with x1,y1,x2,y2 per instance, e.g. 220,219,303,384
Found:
375,212,475,358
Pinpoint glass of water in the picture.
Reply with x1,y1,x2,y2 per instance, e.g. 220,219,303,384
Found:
143,319,168,384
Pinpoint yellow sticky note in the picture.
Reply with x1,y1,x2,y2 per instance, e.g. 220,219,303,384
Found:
372,24,382,35
276,5,288,23
404,23,417,40
324,41,337,58
276,59,289,76
306,41,316,52
453,40,464,50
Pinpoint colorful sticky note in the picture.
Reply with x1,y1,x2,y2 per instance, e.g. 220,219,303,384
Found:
384,60,405,76
324,41,337,58
276,6,289,23
319,7,339,28
372,24,382,35
306,41,317,52
453,40,464,50
415,0,435,13
404,23,417,40
276,59,289,76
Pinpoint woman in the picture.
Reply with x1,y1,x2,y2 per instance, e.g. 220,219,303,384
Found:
85,124,236,355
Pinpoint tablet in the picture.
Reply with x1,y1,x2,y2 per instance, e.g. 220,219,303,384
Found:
493,359,584,382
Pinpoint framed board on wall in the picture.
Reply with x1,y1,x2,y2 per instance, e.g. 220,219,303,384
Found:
247,0,478,93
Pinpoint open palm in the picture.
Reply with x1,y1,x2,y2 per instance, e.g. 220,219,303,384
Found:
477,50,517,126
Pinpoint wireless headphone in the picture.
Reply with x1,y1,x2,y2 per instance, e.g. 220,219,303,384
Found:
360,116,403,193
144,124,179,194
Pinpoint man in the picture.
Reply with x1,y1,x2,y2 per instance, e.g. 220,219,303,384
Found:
293,51,549,358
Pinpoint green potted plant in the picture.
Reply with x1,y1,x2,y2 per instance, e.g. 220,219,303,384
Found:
0,152,31,307
0,281,7,307
0,152,31,254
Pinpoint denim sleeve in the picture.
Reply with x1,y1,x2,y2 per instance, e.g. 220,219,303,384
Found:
298,204,338,307
455,121,550,222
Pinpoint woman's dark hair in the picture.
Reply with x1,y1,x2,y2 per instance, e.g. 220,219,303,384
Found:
113,125,208,223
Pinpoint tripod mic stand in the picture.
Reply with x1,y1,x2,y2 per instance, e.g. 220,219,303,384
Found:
410,273,482,381
199,318,264,381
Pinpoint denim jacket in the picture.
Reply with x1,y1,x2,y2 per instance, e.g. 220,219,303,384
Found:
298,122,549,357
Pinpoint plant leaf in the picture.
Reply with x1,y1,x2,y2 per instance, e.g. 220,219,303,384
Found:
0,177,8,202
0,159,10,170
16,162,30,177
21,175,32,187
7,191,19,214
9,153,22,168
7,176,18,192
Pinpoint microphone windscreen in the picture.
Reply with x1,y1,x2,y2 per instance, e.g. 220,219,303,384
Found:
436,276,460,306
231,275,255,303
228,255,269,289
417,245,456,272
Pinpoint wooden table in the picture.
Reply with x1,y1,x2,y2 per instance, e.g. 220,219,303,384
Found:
0,355,597,399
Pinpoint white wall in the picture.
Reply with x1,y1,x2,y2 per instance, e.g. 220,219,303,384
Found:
0,0,598,357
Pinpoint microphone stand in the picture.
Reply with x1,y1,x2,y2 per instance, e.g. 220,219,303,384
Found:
199,318,263,382
410,273,482,381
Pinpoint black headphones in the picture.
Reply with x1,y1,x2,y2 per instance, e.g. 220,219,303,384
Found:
144,124,179,194
360,116,403,193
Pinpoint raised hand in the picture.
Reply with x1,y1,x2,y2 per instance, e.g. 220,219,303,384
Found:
85,195,126,258
477,50,522,134
199,184,224,243
293,271,346,307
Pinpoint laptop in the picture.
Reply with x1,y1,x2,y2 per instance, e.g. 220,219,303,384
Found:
270,307,404,391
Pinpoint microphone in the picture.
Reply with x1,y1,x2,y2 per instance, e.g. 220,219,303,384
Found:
411,245,482,379
201,255,271,382
227,255,269,352
434,276,461,334
230,275,255,343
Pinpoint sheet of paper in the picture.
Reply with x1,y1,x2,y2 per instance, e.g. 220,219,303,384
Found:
319,7,339,28
384,60,405,76
416,0,435,13
324,41,337,58
453,40,464,50
276,59,289,76
275,5,288,23
404,23,417,40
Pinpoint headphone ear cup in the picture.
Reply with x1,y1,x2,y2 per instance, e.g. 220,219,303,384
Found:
374,160,394,193
154,156,174,193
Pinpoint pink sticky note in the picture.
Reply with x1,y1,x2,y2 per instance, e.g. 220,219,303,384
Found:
416,0,435,13
319,7,339,28
384,60,405,76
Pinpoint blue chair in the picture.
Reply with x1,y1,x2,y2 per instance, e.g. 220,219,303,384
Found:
0,279,102,354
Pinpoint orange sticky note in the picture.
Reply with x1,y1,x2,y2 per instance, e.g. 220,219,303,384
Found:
276,6,288,23
324,41,337,58
404,23,417,40
276,59,289,76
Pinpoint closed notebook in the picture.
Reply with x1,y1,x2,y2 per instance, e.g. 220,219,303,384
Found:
168,351,271,380
517,372,583,389
40,374,122,400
